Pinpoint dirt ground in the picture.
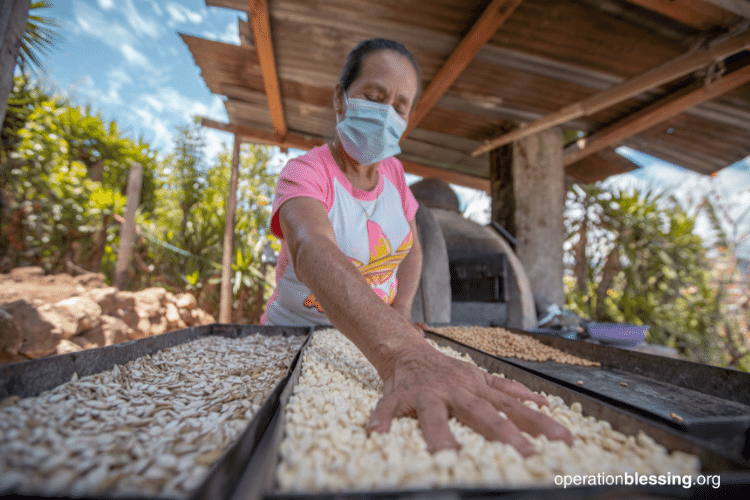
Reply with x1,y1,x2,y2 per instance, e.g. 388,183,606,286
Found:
0,268,109,306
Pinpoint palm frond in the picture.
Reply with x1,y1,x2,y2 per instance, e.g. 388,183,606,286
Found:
19,1,60,75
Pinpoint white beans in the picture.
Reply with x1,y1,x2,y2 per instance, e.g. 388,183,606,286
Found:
0,333,305,498
275,328,700,492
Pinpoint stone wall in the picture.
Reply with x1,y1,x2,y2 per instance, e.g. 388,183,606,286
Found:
0,268,216,365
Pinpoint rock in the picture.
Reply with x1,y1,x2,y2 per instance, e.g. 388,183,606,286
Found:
74,272,107,288
0,350,28,365
56,339,83,355
0,309,23,355
9,267,44,282
175,293,197,310
79,316,130,347
178,307,193,326
112,307,139,331
37,297,102,340
84,288,135,316
149,316,169,336
1,300,58,359
71,336,98,350
137,317,152,337
133,288,167,319
191,309,216,326
165,303,185,330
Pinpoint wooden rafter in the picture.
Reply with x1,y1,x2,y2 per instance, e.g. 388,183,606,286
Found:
202,118,322,150
399,159,490,193
701,0,750,18
401,0,522,140
472,28,750,156
201,118,490,192
563,63,750,166
247,0,287,139
624,0,742,29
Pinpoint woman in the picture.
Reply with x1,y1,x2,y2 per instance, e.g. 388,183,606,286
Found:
262,38,571,454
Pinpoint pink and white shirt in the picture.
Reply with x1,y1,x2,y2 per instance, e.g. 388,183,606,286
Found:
262,145,418,326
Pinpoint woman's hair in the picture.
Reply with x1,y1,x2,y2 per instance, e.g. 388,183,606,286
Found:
338,38,422,105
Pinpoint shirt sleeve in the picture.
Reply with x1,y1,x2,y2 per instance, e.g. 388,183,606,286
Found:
388,158,419,222
269,154,332,238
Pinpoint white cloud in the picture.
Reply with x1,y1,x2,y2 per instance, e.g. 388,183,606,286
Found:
122,0,162,39
201,21,240,45
121,43,157,72
150,0,163,17
97,0,115,10
165,2,204,25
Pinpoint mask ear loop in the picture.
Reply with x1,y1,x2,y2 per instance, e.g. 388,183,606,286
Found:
336,90,349,125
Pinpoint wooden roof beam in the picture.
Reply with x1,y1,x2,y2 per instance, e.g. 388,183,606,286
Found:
247,0,287,139
201,118,490,192
202,117,322,150
401,0,522,140
472,28,750,156
701,0,750,18
399,159,490,193
563,63,750,167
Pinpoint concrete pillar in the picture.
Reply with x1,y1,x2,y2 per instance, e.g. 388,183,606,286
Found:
490,128,565,316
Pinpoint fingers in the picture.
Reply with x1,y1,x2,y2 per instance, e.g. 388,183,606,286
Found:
449,392,534,456
415,394,459,453
484,372,550,408
481,387,574,446
367,394,398,435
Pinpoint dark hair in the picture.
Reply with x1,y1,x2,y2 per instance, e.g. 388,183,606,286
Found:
338,38,422,105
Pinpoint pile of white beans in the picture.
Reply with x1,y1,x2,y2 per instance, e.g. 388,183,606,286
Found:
275,328,700,492
0,333,305,498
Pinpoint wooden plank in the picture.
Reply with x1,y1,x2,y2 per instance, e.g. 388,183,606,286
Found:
402,0,522,139
247,0,287,138
625,0,740,29
219,135,241,323
563,63,750,166
701,0,750,18
202,118,489,191
202,117,324,150
472,28,750,156
565,148,638,185
399,159,490,193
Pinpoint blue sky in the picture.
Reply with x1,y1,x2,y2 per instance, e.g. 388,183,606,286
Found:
26,0,750,258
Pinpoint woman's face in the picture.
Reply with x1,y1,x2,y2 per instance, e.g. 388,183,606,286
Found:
335,50,419,123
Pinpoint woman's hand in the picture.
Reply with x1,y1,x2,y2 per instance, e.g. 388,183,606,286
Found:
366,340,573,455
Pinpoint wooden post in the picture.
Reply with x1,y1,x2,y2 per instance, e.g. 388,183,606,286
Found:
114,163,143,290
0,0,30,125
219,134,241,323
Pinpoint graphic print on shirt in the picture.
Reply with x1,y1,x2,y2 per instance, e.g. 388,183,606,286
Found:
302,221,413,311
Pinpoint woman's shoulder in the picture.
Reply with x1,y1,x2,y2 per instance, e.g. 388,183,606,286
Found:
284,144,335,172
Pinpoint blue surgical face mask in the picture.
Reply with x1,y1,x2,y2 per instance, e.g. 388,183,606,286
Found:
336,92,407,165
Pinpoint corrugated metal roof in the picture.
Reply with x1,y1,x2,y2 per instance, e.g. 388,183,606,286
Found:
185,0,750,187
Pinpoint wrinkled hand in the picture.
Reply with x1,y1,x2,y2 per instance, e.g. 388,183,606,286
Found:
367,342,573,455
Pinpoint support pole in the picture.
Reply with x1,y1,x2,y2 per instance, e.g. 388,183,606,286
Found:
219,134,241,323
0,0,31,125
114,163,143,290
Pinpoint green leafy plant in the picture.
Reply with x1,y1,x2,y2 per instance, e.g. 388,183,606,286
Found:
565,183,748,369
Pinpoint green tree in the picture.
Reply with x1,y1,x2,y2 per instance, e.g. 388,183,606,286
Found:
160,119,206,245
1,78,157,272
564,184,747,368
139,138,278,322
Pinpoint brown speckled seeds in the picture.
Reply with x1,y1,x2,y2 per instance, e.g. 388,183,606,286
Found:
431,326,600,367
